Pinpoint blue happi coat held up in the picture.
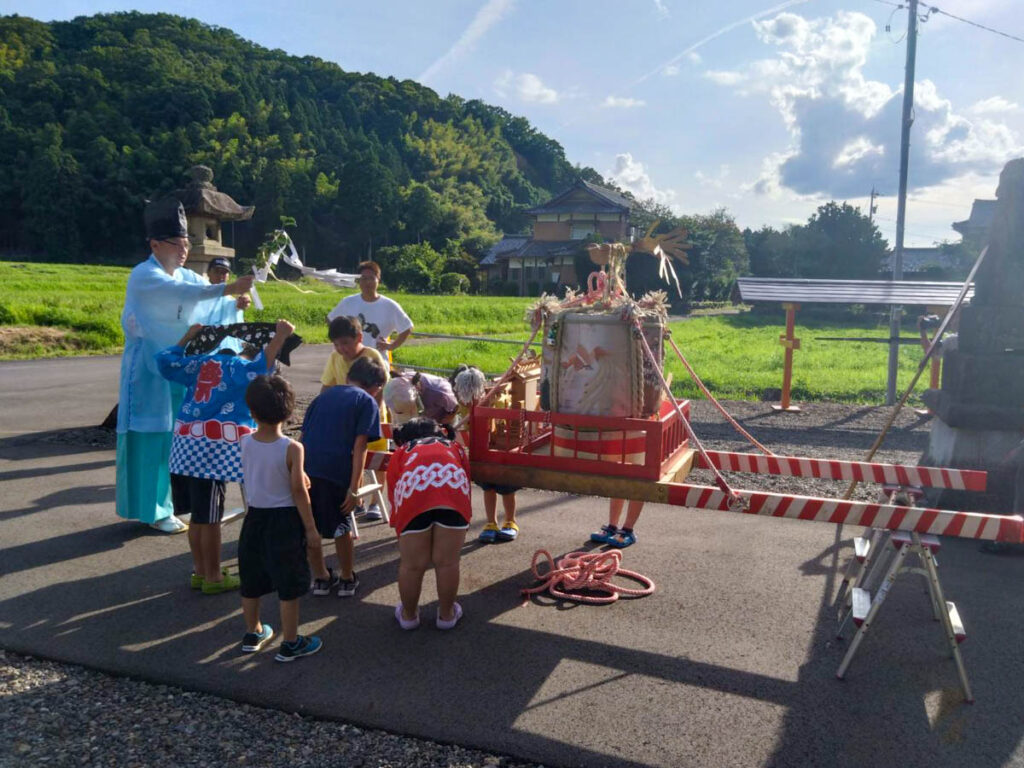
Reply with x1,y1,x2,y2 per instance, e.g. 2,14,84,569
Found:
117,255,227,434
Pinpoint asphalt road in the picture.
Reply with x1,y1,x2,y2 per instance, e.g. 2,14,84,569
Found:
1,347,1023,767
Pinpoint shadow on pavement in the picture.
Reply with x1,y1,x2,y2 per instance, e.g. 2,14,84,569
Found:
2,515,1023,768
1,484,116,526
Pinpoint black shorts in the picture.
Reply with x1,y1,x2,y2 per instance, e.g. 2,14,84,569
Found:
171,474,225,524
401,508,469,535
309,477,353,539
475,481,520,496
238,506,310,601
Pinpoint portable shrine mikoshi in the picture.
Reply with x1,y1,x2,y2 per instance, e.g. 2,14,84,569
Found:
367,237,1022,702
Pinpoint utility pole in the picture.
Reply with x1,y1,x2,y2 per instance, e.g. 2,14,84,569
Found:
886,0,919,406
868,187,879,224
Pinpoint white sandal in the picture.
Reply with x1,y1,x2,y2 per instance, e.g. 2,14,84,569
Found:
395,604,420,631
436,602,463,630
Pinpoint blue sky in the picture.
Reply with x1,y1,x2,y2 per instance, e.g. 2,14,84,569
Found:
3,0,1022,246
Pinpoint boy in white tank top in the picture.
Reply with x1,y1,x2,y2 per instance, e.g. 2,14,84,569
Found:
238,374,329,661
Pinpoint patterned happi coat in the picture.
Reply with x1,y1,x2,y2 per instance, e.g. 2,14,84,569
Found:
156,346,270,482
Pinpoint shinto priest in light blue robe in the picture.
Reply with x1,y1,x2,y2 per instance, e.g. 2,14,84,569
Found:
115,254,226,523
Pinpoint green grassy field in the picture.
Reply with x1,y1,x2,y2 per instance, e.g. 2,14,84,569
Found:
0,261,930,403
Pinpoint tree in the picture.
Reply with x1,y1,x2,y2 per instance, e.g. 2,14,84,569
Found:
402,182,441,244
676,209,747,304
374,242,445,293
0,12,610,266
22,124,83,260
744,225,795,278
791,201,887,279
744,203,889,280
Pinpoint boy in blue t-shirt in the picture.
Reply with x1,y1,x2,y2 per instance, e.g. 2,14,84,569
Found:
156,319,296,594
301,355,388,598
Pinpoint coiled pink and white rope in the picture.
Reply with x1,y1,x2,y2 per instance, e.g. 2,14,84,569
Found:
521,549,655,604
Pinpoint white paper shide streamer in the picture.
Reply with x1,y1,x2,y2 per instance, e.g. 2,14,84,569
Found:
250,230,358,310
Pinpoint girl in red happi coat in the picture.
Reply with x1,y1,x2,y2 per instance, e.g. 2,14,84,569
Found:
386,417,472,630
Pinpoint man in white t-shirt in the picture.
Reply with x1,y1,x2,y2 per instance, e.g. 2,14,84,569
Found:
325,260,413,522
326,260,413,355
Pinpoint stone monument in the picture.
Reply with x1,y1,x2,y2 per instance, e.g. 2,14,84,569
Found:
923,157,1024,511
175,165,254,275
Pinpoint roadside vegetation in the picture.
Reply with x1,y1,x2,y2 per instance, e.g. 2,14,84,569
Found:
1,261,931,404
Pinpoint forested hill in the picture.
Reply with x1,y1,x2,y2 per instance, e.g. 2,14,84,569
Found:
0,12,605,267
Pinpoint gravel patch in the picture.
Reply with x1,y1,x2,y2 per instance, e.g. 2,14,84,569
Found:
0,650,541,768
683,399,931,503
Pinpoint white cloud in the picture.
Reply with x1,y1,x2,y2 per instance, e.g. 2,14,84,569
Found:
833,137,884,168
607,153,678,207
602,96,646,109
495,70,559,103
694,165,732,190
653,0,670,18
706,10,1024,198
969,96,1020,115
419,0,515,84
662,64,680,77
632,0,812,86
704,70,745,86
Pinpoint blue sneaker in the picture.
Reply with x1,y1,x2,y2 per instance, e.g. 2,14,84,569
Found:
241,623,274,653
478,523,500,543
274,634,323,662
590,524,618,544
607,528,637,548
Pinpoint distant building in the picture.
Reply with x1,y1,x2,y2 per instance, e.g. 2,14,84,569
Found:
878,198,995,279
481,179,633,295
952,199,997,243
880,246,960,275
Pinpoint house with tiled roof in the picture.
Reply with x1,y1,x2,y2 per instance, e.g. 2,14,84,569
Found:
481,179,634,295
952,199,997,243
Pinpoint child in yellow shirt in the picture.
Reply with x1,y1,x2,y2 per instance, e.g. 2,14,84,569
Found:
322,315,390,520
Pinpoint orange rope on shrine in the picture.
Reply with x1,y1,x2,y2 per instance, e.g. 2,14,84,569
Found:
632,317,745,509
665,333,775,456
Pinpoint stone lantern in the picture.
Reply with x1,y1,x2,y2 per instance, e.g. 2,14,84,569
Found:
176,165,255,275
922,157,1024,514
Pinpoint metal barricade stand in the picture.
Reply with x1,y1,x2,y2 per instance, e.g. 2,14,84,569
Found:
835,486,972,702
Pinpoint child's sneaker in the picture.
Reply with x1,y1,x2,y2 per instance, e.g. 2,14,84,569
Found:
607,528,637,548
274,634,323,662
363,503,383,522
241,623,274,653
337,572,360,597
201,572,241,595
478,523,500,543
590,524,618,544
311,567,339,596
352,504,366,518
496,520,519,541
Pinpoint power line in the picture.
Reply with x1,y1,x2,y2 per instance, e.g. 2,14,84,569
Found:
905,196,972,209
870,0,1024,45
872,215,955,241
926,5,1024,45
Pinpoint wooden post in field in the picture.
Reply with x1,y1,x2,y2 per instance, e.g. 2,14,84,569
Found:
772,302,801,412
914,306,945,416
